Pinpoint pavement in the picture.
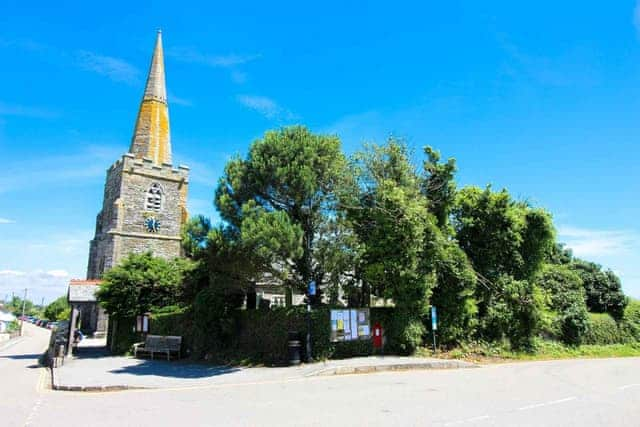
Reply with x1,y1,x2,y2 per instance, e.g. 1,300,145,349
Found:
53,349,475,391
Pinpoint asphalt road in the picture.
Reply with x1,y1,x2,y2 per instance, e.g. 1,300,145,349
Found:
0,322,50,427
4,324,640,426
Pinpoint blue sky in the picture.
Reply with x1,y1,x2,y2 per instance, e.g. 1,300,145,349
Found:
1,1,639,303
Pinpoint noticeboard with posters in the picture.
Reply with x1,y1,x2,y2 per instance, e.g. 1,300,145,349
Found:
330,308,370,342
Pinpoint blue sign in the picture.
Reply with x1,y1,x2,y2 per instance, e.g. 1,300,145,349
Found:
431,306,437,331
308,280,316,296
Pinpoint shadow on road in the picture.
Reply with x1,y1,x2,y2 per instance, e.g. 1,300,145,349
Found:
108,360,241,379
0,353,42,360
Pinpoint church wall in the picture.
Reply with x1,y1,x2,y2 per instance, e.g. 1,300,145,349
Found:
116,235,182,261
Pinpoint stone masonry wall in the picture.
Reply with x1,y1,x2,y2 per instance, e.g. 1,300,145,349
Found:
86,153,189,279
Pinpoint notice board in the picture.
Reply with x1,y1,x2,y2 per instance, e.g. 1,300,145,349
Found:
330,308,370,342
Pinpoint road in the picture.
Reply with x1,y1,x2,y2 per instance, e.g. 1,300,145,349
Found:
3,323,640,426
0,322,50,427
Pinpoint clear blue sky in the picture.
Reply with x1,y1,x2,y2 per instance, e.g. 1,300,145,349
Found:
1,1,639,303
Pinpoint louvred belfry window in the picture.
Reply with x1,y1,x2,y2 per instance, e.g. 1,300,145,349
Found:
145,183,163,212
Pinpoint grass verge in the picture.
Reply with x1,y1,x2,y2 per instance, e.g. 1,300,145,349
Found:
417,340,640,363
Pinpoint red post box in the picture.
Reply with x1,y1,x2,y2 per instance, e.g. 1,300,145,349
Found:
372,322,383,349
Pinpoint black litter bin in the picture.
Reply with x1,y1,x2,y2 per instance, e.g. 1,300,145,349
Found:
288,331,301,365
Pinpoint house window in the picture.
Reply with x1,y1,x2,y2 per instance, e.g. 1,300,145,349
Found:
145,183,163,212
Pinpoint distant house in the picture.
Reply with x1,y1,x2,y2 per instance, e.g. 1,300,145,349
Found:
0,308,16,333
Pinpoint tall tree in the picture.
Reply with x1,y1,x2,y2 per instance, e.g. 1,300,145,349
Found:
571,260,627,320
215,126,349,298
344,140,435,352
451,186,554,348
422,146,457,230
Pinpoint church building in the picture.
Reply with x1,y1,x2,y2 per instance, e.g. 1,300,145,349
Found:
68,31,189,338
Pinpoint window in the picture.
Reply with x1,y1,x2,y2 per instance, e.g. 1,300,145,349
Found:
145,183,163,212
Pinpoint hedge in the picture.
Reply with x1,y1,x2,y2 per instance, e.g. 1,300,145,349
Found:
106,316,142,354
129,305,399,364
583,313,634,345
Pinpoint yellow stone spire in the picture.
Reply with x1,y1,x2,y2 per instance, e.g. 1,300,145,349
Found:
129,30,172,164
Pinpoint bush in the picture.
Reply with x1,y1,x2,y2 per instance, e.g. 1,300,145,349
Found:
106,317,141,354
622,299,640,340
557,302,590,345
583,313,633,345
150,306,193,356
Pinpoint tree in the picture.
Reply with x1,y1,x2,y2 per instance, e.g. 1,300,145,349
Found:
96,252,193,317
344,140,435,352
537,264,589,345
571,260,627,320
215,126,349,298
182,215,212,259
5,296,40,317
422,146,457,230
451,186,554,348
428,238,478,345
44,296,70,321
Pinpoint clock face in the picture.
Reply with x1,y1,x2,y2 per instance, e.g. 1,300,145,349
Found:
144,216,160,233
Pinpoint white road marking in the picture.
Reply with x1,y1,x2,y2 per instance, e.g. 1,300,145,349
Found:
517,396,577,411
619,383,640,390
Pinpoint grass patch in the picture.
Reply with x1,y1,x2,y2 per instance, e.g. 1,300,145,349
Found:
417,339,640,363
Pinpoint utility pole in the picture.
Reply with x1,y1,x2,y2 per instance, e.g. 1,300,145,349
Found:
19,288,27,336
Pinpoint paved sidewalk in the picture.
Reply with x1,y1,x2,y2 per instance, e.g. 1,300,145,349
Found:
53,354,476,391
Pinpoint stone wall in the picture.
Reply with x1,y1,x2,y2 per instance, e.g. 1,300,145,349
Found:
86,152,189,279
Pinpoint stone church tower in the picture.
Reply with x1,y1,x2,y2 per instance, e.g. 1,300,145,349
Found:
87,31,189,280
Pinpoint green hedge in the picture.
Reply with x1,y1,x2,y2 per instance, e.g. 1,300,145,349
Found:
106,317,142,354
130,305,399,364
583,313,634,345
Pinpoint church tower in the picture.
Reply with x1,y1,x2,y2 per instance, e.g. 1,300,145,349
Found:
87,31,189,280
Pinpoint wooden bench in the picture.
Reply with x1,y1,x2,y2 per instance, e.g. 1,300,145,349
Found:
133,335,182,361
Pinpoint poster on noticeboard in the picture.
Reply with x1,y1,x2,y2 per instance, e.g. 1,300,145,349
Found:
330,308,370,342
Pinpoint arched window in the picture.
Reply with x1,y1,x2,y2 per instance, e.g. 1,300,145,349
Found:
145,183,163,212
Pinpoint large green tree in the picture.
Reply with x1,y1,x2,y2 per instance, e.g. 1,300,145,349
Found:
344,140,435,352
451,186,554,347
571,260,627,320
215,126,349,298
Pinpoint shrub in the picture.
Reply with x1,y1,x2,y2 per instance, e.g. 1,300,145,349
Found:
622,299,640,340
557,302,590,345
583,313,633,345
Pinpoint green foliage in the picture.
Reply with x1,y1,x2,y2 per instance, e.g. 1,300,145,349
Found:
453,186,554,283
5,296,41,317
215,126,349,295
345,140,435,351
482,276,540,350
44,296,70,321
422,146,457,230
192,284,245,358
571,260,627,320
429,239,478,345
583,313,634,345
452,186,554,347
106,317,141,354
181,215,212,259
622,299,640,340
97,252,194,317
537,264,589,345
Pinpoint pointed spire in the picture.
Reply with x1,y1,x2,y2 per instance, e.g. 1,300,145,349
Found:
129,30,172,165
